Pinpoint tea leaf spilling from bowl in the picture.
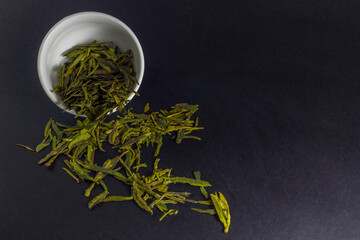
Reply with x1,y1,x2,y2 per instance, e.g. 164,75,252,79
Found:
53,41,138,119
36,103,203,167
20,42,231,233
20,103,231,232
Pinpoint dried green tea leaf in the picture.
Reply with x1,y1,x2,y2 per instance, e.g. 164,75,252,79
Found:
68,159,94,181
99,180,108,192
62,167,80,183
85,183,95,197
86,145,95,164
88,191,109,209
193,171,209,199
101,195,133,202
44,118,53,138
80,162,127,183
37,142,69,165
132,182,153,215
218,192,231,232
191,208,216,215
144,103,150,113
154,141,162,157
35,137,52,152
16,144,35,151
133,163,147,172
155,203,168,213
63,49,85,59
159,209,178,221
51,135,58,150
45,155,58,167
192,199,213,205
119,132,151,148
153,158,160,171
183,135,202,141
51,121,62,138
210,192,231,233
68,128,91,150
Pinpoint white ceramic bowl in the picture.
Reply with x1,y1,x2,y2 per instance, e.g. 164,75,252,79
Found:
37,11,144,116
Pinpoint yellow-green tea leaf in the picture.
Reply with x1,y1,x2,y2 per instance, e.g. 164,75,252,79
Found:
101,195,133,202
88,191,109,209
144,103,150,113
16,144,35,151
191,208,216,215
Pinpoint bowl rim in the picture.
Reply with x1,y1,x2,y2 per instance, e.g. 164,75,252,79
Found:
37,11,145,116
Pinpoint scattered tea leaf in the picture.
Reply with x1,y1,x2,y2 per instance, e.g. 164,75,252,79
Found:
16,144,35,151
88,191,109,209
144,103,150,113
191,208,216,215
62,167,80,183
210,192,231,233
102,195,133,202
193,171,209,199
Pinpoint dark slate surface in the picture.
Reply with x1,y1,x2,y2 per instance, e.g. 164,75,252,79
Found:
1,1,360,239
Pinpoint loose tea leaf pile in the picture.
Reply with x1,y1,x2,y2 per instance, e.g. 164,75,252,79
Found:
53,41,138,119
18,41,231,233
35,103,204,167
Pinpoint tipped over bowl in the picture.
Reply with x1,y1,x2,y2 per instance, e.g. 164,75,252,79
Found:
37,11,145,116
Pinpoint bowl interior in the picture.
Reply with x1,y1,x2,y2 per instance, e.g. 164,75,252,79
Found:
38,12,144,116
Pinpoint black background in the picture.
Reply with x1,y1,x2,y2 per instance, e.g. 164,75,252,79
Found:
1,0,360,239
